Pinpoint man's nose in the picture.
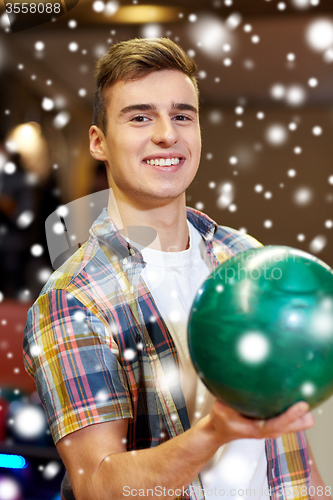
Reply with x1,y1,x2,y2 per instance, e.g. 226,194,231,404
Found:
151,116,178,147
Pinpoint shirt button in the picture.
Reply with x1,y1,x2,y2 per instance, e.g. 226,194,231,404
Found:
123,257,128,265
129,248,135,256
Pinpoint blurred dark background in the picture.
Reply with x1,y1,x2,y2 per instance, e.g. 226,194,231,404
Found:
0,0,333,497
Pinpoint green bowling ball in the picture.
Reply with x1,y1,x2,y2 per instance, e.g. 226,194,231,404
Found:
187,246,333,419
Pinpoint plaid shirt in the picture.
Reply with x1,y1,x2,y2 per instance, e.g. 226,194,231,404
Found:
23,207,312,500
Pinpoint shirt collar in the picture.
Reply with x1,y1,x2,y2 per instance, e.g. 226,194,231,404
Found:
89,206,219,260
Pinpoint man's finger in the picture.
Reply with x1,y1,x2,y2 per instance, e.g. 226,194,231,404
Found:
260,401,314,435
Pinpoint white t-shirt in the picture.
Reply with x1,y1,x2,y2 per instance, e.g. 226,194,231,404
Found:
130,220,269,499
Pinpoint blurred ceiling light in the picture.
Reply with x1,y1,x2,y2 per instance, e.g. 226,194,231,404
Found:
9,122,42,155
7,122,50,178
188,14,235,58
101,5,183,23
0,12,10,29
306,19,333,51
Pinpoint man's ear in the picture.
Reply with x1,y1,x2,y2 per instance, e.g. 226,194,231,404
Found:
89,125,107,161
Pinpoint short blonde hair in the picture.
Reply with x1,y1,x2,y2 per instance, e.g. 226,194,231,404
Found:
93,37,199,134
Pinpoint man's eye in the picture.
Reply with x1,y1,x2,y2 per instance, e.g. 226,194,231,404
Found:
175,115,190,121
132,116,148,122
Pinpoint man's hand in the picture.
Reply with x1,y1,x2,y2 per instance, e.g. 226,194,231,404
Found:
208,400,315,443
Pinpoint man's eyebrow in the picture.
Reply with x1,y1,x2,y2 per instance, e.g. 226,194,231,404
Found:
119,104,156,115
119,102,198,116
173,103,198,114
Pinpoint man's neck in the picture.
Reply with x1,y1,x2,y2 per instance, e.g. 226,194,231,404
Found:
107,191,190,253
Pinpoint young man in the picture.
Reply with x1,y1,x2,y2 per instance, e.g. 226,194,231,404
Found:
23,38,326,500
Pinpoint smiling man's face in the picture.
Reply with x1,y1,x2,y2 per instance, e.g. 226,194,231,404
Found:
91,69,201,208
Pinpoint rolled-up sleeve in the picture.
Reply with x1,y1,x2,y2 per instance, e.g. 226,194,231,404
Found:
23,289,133,444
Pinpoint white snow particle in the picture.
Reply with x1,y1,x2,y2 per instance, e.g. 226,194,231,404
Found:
293,187,313,205
265,124,288,146
308,77,318,87
309,235,326,253
53,111,71,129
35,41,45,51
17,211,34,228
270,83,286,100
31,244,44,257
124,348,136,361
92,0,104,12
4,162,16,174
68,42,79,52
53,222,64,234
43,460,61,480
306,19,333,52
41,97,54,111
285,85,306,106
312,126,322,135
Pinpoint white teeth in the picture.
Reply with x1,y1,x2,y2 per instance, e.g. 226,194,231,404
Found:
146,157,181,166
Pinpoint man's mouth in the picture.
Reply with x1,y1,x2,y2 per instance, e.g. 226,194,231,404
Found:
144,157,182,166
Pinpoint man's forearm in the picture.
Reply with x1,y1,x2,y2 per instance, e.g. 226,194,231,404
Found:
65,401,314,500
80,415,220,500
